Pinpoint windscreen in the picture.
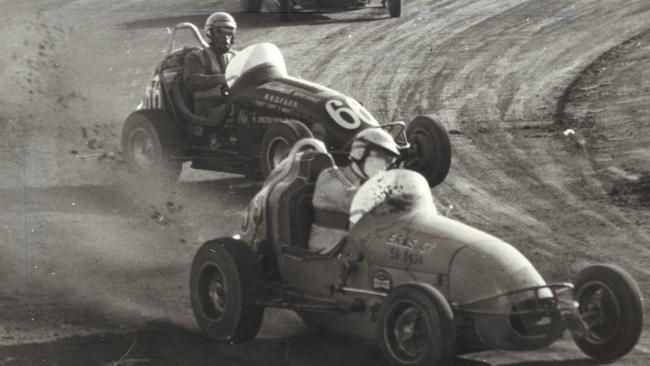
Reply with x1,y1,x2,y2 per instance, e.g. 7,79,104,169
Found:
225,43,288,88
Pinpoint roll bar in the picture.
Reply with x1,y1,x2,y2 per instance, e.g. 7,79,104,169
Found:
167,22,209,54
381,121,410,149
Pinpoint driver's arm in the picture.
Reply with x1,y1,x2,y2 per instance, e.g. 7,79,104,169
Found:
183,51,226,91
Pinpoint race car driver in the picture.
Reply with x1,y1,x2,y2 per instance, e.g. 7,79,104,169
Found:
309,128,400,254
183,12,237,121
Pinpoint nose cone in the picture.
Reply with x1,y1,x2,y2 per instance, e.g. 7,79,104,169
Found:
448,237,546,306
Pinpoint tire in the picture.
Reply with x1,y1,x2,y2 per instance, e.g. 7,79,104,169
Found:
240,0,263,12
404,115,451,187
259,121,313,178
378,284,455,366
121,109,183,182
190,238,265,343
386,0,401,17
571,264,644,362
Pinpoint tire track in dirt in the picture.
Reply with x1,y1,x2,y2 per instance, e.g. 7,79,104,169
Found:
562,29,650,207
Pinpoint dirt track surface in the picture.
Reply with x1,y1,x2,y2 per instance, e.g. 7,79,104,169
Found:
1,0,649,364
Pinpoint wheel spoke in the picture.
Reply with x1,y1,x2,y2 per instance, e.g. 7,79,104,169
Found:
578,283,621,344
390,304,431,359
198,265,228,320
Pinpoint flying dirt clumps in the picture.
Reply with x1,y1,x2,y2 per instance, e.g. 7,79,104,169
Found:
7,20,70,105
150,200,184,225
70,124,124,169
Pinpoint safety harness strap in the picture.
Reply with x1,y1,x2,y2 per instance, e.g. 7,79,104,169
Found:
314,208,349,231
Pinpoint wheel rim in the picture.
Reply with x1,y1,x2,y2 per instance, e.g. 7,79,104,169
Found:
268,136,291,170
384,300,433,363
128,127,158,172
406,129,434,170
576,280,621,345
198,264,228,321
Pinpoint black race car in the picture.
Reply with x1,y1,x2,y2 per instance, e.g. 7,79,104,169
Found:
241,0,403,18
121,23,449,183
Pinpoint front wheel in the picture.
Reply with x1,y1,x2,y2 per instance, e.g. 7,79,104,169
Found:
571,264,644,362
121,109,183,182
190,238,265,343
404,115,451,187
260,121,313,178
386,0,401,17
378,284,455,366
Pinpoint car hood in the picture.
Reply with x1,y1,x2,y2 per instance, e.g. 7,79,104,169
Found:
350,205,545,304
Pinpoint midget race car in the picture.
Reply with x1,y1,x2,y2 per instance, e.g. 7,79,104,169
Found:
121,23,445,183
189,139,644,365
241,0,403,18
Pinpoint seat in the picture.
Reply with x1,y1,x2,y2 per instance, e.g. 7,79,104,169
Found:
276,151,335,250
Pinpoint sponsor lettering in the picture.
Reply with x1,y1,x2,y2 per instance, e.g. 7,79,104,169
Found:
385,232,436,254
389,247,424,265
372,270,392,291
237,109,283,125
263,93,299,109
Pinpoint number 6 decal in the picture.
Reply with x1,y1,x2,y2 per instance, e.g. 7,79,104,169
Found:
326,97,378,129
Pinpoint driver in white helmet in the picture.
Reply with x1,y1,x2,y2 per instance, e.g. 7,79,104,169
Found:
183,12,237,120
309,128,400,254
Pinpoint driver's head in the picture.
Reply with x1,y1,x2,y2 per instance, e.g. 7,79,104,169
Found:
349,128,400,181
204,12,237,53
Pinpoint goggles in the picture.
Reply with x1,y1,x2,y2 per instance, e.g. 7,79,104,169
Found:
211,27,235,37
368,148,397,165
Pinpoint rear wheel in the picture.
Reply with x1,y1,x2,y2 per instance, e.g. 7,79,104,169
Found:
404,115,451,187
121,110,183,182
571,264,643,362
378,284,455,366
190,239,265,343
260,121,312,178
386,0,401,17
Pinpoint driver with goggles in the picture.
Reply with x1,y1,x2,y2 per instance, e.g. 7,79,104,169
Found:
309,128,400,254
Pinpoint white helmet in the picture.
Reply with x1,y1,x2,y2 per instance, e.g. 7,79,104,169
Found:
349,128,400,160
349,128,400,180
204,12,237,33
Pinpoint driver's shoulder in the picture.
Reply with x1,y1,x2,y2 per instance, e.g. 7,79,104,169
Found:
315,165,339,183
316,166,358,190
183,47,206,61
